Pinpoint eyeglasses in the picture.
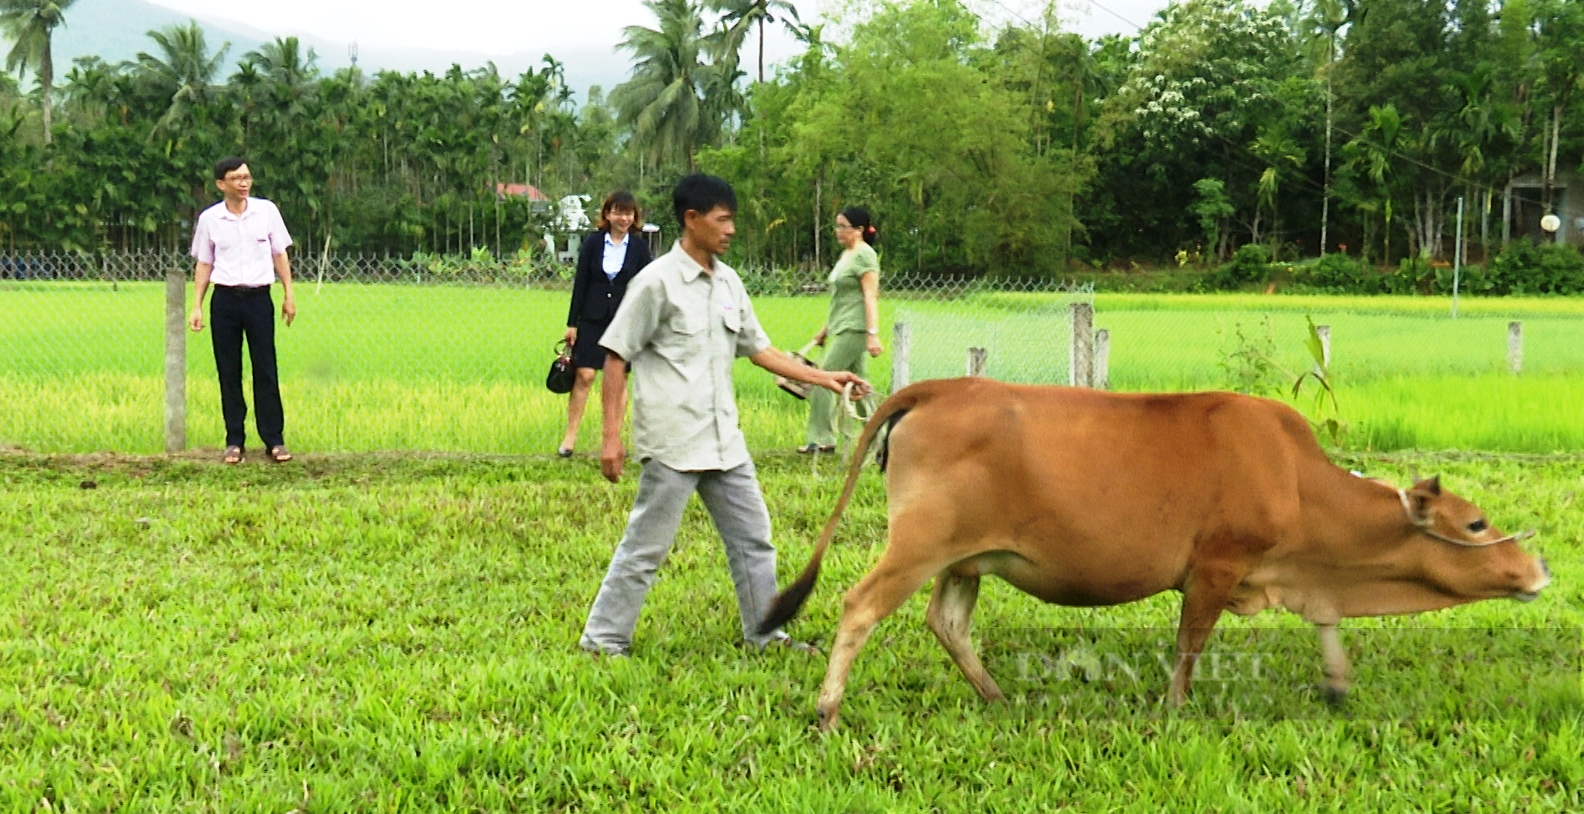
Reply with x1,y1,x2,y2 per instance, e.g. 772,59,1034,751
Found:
835,222,854,231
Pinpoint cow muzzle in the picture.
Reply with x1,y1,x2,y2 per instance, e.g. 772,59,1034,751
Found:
1515,557,1550,602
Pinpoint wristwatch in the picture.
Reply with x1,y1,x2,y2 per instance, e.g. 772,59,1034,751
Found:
866,328,878,335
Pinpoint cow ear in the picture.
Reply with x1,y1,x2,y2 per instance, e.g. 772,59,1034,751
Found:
1405,477,1440,525
1404,490,1433,525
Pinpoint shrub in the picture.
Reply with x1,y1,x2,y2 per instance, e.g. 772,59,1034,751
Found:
739,263,822,297
1390,254,1433,295
1295,253,1417,294
1210,243,1273,290
1303,253,1369,292
1487,241,1584,295
1431,262,1491,295
1070,269,1207,293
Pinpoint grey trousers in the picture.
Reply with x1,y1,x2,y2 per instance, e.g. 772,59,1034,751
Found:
579,459,783,653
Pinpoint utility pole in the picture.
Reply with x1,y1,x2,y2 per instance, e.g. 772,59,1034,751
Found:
1452,196,1464,319
1320,36,1334,257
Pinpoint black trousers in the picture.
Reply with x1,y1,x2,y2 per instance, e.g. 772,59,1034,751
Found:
210,285,284,449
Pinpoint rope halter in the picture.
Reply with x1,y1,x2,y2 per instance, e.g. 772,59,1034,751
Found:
1397,489,1537,548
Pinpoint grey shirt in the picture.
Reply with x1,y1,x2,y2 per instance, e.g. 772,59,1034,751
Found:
600,243,773,471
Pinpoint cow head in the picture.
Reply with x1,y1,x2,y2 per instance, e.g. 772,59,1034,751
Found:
1399,476,1550,602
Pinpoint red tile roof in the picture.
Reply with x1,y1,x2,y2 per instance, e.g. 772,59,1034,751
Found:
496,183,549,201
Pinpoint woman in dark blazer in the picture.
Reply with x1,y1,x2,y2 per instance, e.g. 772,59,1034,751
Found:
558,190,653,457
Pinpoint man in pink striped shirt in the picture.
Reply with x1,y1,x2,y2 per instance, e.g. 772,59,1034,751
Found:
188,157,298,464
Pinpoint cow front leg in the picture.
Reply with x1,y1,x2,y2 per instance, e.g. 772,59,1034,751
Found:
817,558,939,731
1317,623,1351,706
1167,564,1245,707
925,574,1004,702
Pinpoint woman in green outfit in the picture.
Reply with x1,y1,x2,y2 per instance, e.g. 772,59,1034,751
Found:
799,206,883,453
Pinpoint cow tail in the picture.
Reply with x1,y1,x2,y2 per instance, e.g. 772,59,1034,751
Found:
756,386,924,635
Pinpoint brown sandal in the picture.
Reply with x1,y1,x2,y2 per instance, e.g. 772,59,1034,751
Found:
222,446,243,465
268,445,293,463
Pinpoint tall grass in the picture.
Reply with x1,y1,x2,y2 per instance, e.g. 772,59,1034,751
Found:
3,282,1582,453
1348,376,1584,451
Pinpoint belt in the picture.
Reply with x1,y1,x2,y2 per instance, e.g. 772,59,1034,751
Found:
214,284,270,295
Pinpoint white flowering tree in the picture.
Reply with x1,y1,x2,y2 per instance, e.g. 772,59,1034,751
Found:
1093,0,1304,261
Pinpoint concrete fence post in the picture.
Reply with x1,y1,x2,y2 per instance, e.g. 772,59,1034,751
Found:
967,347,988,377
1069,302,1094,387
1508,321,1523,374
164,264,187,453
1094,328,1110,391
892,321,911,391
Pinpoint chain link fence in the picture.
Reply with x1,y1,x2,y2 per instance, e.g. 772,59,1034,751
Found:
891,280,1096,387
0,248,1099,384
4,249,1582,454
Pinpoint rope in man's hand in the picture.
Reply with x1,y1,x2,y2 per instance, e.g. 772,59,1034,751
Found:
811,380,879,478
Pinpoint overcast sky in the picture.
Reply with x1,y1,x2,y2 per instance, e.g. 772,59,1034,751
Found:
144,0,1165,97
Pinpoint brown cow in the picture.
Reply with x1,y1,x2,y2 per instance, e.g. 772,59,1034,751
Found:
759,378,1550,730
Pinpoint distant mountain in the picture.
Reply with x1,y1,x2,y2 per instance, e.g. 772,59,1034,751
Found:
52,0,268,72
45,0,625,103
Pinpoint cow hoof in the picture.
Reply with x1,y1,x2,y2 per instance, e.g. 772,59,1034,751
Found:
1322,685,1348,708
814,706,839,732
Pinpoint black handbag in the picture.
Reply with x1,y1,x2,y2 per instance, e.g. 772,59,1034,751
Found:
545,340,575,394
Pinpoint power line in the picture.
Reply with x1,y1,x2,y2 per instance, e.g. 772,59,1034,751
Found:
969,0,1044,31
972,0,1145,34
1079,0,1145,32
1326,120,1562,211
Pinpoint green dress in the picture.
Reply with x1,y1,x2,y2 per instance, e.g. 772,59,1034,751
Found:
806,244,880,447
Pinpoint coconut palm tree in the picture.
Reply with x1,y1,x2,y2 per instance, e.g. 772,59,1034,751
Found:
242,36,318,99
133,21,230,137
60,55,119,121
237,37,319,149
611,0,727,171
0,0,80,143
707,0,798,84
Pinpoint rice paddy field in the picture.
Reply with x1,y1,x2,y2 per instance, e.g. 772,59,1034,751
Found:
2,282,1583,455
1,281,1582,810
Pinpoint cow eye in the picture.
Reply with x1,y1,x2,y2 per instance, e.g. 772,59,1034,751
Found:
1467,519,1488,533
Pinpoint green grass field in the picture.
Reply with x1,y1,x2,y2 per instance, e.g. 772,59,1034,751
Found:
3,283,1581,808
2,282,1583,454
0,450,1578,810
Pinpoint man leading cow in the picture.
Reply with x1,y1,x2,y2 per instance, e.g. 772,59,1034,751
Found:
578,173,872,658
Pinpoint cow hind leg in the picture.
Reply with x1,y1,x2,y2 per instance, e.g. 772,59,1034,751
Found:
925,574,1004,702
816,554,943,731
1167,560,1251,707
